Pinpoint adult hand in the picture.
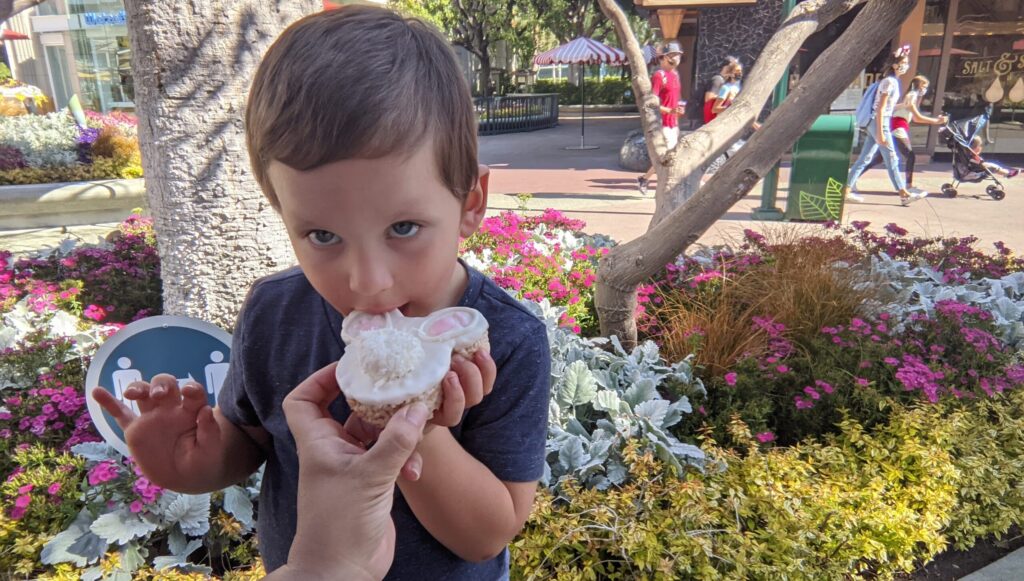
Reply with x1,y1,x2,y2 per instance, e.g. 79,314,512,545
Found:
268,363,429,581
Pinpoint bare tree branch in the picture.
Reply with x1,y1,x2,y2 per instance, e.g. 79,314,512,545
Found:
594,0,918,346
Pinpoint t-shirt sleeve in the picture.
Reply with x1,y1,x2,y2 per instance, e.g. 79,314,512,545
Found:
651,70,665,98
706,75,724,99
458,329,551,482
216,291,260,427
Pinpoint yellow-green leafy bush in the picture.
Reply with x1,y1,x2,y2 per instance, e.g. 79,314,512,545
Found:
511,391,1024,581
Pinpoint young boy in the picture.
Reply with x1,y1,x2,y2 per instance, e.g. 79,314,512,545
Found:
93,6,551,580
970,135,1021,178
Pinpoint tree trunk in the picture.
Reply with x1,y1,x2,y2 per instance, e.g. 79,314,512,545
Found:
595,0,918,346
479,52,493,98
124,1,319,329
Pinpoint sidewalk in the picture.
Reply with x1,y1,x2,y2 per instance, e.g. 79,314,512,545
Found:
480,112,1024,251
2,111,1021,257
960,547,1024,581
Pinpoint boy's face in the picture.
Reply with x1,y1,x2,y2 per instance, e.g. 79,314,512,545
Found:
268,143,487,318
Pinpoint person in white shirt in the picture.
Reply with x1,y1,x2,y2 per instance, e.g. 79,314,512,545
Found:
844,45,919,206
862,75,947,198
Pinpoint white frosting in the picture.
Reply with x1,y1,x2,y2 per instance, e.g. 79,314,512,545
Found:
336,307,488,406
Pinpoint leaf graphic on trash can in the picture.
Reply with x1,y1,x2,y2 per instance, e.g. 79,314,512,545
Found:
798,178,844,221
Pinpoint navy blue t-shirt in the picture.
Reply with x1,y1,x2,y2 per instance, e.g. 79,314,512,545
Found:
217,264,550,579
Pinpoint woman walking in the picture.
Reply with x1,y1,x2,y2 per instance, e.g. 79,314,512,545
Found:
844,45,920,206
862,75,948,197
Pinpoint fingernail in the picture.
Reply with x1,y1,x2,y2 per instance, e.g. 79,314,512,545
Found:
445,371,458,385
152,386,164,397
405,403,429,427
410,463,422,480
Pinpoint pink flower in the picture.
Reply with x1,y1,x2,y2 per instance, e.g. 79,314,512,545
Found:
776,365,790,374
755,431,776,443
9,506,25,520
47,482,61,495
814,380,834,394
803,386,821,400
14,494,31,509
17,484,33,494
724,372,738,386
129,500,144,513
794,396,814,410
87,460,120,486
855,377,870,387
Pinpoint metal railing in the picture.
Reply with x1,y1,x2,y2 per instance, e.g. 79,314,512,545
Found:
475,93,559,136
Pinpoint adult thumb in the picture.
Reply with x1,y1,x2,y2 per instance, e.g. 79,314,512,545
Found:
363,403,429,478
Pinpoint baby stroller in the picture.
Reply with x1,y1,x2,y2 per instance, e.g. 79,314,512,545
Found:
937,105,1006,200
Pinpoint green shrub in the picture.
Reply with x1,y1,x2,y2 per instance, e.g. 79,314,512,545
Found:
531,79,634,106
511,391,1024,580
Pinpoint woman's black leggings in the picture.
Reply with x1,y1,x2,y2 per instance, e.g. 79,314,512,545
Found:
865,132,916,186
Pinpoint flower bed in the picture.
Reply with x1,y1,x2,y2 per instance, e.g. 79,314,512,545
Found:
0,213,1022,578
0,110,141,185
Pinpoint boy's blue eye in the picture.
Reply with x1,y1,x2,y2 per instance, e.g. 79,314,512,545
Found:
307,230,341,246
390,222,420,238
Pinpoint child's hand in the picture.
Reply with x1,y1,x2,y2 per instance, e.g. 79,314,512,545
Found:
431,348,496,427
92,376,222,489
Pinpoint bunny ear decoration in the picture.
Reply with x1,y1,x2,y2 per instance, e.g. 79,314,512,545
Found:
341,311,394,344
418,307,486,344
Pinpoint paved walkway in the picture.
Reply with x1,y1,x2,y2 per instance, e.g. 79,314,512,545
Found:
480,112,1024,251
2,110,1021,259
961,547,1024,581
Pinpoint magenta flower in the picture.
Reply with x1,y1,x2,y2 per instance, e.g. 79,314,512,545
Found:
87,460,120,486
724,372,738,386
47,482,62,495
14,494,31,509
755,431,776,443
855,377,870,387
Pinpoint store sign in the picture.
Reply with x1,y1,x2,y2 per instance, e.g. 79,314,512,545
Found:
957,53,1024,78
83,10,127,27
85,316,232,457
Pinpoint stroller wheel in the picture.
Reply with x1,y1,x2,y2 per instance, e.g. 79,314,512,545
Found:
986,184,1006,200
941,183,957,198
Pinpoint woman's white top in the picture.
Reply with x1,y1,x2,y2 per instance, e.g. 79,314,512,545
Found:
873,76,902,118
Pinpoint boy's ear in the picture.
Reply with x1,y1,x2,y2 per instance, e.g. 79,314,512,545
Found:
459,164,489,238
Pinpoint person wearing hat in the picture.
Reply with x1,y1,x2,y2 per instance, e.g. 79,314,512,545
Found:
637,41,686,196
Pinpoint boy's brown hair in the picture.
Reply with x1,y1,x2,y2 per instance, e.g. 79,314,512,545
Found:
246,5,478,206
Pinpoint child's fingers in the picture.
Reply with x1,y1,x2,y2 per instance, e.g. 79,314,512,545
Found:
148,374,181,407
474,348,497,398
125,381,158,414
451,355,484,408
91,387,136,429
180,383,209,415
432,372,465,427
194,406,221,450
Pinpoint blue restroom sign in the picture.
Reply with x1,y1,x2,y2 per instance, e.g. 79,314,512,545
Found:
85,316,232,457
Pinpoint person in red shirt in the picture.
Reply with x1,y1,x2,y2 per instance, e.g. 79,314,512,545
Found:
637,41,685,196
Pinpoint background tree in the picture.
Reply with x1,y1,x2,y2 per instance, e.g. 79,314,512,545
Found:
0,0,46,24
592,0,918,346
391,0,529,96
124,1,320,328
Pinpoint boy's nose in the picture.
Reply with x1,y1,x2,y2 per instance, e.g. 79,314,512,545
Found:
348,254,394,297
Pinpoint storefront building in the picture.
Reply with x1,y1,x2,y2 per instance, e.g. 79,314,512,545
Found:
642,0,1024,157
3,0,133,113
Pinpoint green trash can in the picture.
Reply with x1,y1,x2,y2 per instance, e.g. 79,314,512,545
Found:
784,114,855,222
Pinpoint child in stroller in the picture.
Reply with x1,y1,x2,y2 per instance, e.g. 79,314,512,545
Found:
937,107,1017,200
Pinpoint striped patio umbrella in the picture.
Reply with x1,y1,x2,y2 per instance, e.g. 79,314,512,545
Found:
534,37,627,150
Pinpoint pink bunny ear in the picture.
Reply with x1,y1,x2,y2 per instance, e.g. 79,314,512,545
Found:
418,307,481,342
341,311,391,344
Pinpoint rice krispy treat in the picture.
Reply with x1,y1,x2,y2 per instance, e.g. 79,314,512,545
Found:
336,307,490,428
